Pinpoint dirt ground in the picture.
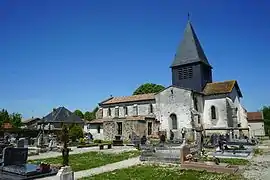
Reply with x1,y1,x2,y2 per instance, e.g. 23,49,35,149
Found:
243,139,270,180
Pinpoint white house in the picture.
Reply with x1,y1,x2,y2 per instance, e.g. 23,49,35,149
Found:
247,112,265,137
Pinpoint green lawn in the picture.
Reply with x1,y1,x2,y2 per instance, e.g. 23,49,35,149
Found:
80,165,245,180
28,150,140,172
201,157,249,165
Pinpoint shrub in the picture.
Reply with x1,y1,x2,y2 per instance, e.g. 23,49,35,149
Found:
69,125,83,142
79,138,85,145
93,139,102,144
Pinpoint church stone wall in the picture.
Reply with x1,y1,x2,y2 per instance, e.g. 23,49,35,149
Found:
155,87,193,139
102,101,155,118
203,96,228,135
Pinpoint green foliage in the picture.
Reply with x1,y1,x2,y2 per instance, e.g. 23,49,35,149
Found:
133,83,165,95
80,165,245,180
260,106,270,134
0,109,22,128
84,111,95,121
61,125,69,147
74,110,84,119
69,125,83,142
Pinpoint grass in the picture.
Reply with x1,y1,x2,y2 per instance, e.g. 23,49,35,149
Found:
79,164,245,180
253,148,264,156
28,150,140,172
201,157,250,165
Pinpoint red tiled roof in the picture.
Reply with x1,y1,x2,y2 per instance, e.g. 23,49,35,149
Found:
247,112,264,122
101,93,155,105
2,123,13,129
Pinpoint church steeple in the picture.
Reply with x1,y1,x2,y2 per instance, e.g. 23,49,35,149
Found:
170,18,213,92
171,19,211,68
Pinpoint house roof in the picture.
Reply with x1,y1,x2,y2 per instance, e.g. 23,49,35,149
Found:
100,93,155,105
42,107,84,124
22,117,41,124
171,20,211,68
202,80,243,97
87,119,104,124
247,112,264,122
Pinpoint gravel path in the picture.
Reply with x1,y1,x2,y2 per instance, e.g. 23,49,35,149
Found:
243,140,270,180
28,146,137,160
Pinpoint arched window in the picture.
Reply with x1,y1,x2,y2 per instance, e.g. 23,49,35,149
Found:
170,114,178,130
211,106,216,119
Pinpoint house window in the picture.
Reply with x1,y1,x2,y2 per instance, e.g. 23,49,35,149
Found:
211,106,216,119
117,122,122,135
194,97,198,111
148,122,152,135
97,125,101,133
149,104,153,114
124,106,128,116
170,114,178,130
178,66,193,80
115,107,119,117
133,105,138,116
108,108,111,117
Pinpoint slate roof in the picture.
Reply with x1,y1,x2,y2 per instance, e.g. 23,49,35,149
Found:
203,80,243,97
171,20,211,68
247,112,264,122
42,107,84,124
100,93,155,105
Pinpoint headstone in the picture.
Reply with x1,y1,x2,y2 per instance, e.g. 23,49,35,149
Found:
56,166,74,180
2,147,28,166
17,139,24,148
180,145,190,164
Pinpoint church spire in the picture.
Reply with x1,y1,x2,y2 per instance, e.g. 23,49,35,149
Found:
170,19,212,68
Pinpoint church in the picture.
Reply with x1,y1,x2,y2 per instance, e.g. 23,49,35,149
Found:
90,19,248,141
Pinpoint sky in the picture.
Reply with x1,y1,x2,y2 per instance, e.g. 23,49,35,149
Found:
0,0,269,119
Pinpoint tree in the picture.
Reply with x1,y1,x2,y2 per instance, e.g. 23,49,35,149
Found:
74,110,84,119
69,125,83,142
84,111,95,121
261,106,270,134
0,109,10,125
9,113,22,128
133,83,165,95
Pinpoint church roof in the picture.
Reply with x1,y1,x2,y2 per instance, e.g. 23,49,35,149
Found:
171,20,211,68
203,80,242,97
100,93,155,105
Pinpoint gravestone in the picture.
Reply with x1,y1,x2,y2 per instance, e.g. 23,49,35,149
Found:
17,139,24,148
0,147,58,179
56,166,74,180
130,132,140,147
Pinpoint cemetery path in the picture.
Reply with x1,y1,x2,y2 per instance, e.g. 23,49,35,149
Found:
28,146,137,160
243,140,270,180
74,156,141,179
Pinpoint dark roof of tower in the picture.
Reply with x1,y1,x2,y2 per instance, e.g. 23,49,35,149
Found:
171,20,212,68
42,107,84,124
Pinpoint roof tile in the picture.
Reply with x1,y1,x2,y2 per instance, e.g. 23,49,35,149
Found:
101,93,155,105
247,112,264,121
203,80,236,95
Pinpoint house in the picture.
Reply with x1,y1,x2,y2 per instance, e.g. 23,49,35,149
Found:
247,112,265,137
22,117,41,129
92,18,248,141
83,119,104,140
40,107,84,130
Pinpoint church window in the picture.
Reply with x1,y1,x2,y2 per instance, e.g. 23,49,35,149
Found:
211,106,216,119
170,114,178,130
115,107,119,117
178,66,193,80
149,104,153,114
108,108,111,117
124,106,128,116
133,105,138,116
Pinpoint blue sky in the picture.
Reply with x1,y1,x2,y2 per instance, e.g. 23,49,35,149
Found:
0,0,269,119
